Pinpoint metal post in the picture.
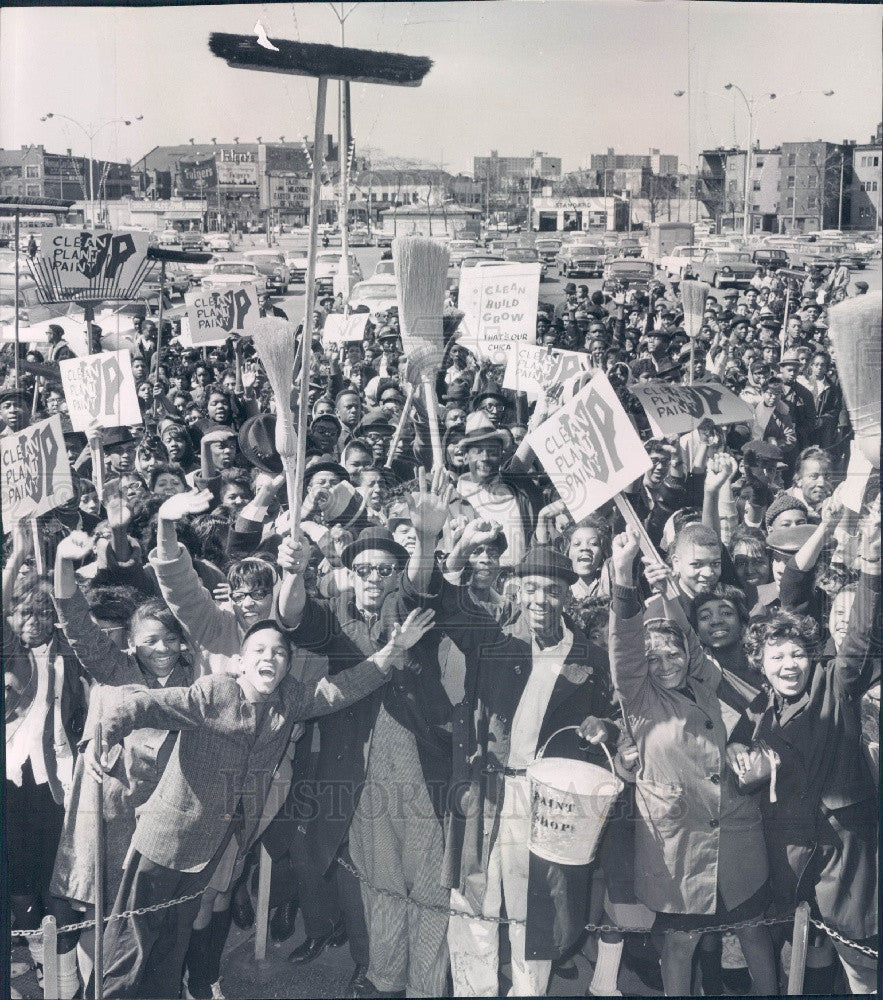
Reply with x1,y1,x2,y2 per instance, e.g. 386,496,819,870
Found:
94,722,105,1000
742,110,753,241
787,901,811,995
151,262,166,389
42,916,59,1000
838,151,845,230
338,12,351,297
14,208,20,388
88,138,95,229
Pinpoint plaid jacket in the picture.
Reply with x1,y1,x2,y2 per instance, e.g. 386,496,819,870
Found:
92,661,388,872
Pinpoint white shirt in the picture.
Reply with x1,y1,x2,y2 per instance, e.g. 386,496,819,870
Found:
508,624,574,769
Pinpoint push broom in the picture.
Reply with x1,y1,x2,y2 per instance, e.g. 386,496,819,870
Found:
393,236,450,471
208,30,432,532
826,291,881,470
681,280,710,385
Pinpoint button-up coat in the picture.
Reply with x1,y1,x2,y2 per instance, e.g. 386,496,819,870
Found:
92,659,390,873
428,576,617,961
610,586,768,916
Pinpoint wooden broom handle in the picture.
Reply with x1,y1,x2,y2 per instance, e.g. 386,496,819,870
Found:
385,383,415,469
422,375,443,472
290,76,328,538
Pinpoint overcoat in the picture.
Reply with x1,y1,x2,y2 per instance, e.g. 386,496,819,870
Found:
731,570,879,940
50,589,192,907
428,575,618,961
610,586,769,916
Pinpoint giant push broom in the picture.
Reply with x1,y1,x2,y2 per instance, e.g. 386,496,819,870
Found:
826,291,881,470
209,31,432,531
681,280,710,386
393,236,450,471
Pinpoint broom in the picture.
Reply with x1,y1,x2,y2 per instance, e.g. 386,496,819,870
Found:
826,291,881,470
681,280,709,386
250,318,301,535
208,30,433,506
393,237,450,471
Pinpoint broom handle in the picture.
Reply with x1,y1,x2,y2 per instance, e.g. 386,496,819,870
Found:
385,383,415,469
291,76,328,538
421,374,443,472
780,285,791,354
613,492,678,599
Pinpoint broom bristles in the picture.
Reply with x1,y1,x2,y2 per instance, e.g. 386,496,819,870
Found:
681,280,710,339
393,238,449,373
251,318,298,452
827,292,881,465
208,33,432,86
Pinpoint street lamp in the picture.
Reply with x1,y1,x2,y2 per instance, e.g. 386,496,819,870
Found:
723,84,776,241
41,112,143,226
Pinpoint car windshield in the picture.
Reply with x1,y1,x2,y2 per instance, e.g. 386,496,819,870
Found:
374,262,395,273
716,253,752,262
535,240,560,248
504,249,538,261
318,252,342,263
572,246,603,255
351,283,396,300
246,253,283,262
213,263,256,274
461,257,501,267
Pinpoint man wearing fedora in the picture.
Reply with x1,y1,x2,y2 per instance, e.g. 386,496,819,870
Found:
457,411,542,567
276,472,456,998
408,515,618,997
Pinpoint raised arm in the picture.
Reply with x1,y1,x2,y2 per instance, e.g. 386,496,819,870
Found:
53,532,138,686
834,502,881,698
298,608,435,716
608,530,652,705
407,467,456,596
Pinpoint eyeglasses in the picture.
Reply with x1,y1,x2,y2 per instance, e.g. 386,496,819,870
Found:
230,588,271,604
352,564,398,580
481,401,505,413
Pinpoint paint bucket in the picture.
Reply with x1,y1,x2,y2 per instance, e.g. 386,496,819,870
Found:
527,725,623,866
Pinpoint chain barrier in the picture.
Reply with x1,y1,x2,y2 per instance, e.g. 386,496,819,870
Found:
336,855,797,938
809,918,879,959
12,891,206,939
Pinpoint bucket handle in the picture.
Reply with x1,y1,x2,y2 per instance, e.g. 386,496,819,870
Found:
536,725,617,778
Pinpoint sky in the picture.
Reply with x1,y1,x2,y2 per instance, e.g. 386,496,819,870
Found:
1,1,880,175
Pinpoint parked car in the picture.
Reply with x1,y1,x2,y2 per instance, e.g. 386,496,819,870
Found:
157,229,181,247
348,227,371,247
459,254,504,272
534,238,562,264
658,245,707,279
601,258,655,295
345,277,399,319
180,233,206,252
243,250,291,294
200,259,263,293
502,246,545,279
555,243,605,277
142,262,192,299
694,250,756,287
787,244,838,273
185,254,220,286
284,248,310,283
751,248,789,271
205,233,235,252
315,251,363,295
374,232,393,248
448,239,480,264
372,259,396,279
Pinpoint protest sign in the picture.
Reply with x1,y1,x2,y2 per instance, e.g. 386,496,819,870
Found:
184,283,261,346
1,415,75,527
321,313,369,345
526,371,651,522
502,345,591,398
38,229,150,291
628,380,753,438
59,351,142,432
456,262,541,365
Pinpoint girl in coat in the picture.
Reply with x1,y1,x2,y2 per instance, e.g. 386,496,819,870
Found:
609,529,778,996
50,530,193,994
729,512,879,994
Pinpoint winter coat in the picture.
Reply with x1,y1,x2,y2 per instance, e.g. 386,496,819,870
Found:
610,586,768,915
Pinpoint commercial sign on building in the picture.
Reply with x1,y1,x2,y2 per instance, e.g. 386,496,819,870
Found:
178,157,218,191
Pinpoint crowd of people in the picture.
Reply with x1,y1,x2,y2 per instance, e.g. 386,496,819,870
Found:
3,254,879,1000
